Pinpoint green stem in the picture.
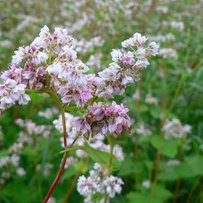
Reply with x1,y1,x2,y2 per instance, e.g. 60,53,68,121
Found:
186,177,200,203
168,74,184,112
107,135,114,171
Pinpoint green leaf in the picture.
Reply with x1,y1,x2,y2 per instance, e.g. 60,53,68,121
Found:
61,145,85,154
29,92,46,103
61,166,76,181
177,155,203,178
159,155,203,181
162,140,178,158
127,185,172,203
149,136,178,158
159,166,179,181
62,142,121,171
119,158,144,176
84,143,121,171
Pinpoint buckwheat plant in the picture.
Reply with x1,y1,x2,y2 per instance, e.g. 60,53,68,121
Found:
0,26,158,202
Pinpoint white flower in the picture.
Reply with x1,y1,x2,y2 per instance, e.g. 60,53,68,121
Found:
159,48,177,58
162,119,192,139
142,180,151,189
111,49,122,62
12,47,28,64
148,42,159,56
47,197,56,203
134,58,149,69
5,79,17,88
167,160,180,167
47,62,63,76
39,25,50,38
136,122,151,136
63,46,77,60
77,176,97,196
16,167,26,176
36,51,48,64
132,33,147,46
18,93,31,105
103,175,124,198
145,93,158,105
77,163,123,200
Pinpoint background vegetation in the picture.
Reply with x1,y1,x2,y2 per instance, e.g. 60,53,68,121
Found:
0,0,203,202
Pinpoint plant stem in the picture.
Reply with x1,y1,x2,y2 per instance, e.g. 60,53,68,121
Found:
195,182,203,203
107,135,114,170
103,136,114,203
63,173,80,203
43,88,68,202
61,108,67,147
186,177,200,203
168,74,184,112
173,179,181,203
43,153,67,203
103,194,109,203
152,150,161,194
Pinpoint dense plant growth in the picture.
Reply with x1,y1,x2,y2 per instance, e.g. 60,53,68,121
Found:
0,0,203,203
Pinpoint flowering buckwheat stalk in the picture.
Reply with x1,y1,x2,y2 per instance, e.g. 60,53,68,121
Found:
0,26,158,202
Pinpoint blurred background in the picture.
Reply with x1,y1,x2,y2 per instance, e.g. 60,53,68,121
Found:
0,0,203,202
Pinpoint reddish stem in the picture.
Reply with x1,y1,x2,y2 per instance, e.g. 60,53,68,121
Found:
43,153,67,203
43,108,68,202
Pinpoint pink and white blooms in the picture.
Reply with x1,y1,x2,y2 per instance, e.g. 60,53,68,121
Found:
96,33,159,98
77,163,124,202
0,26,158,110
76,102,131,137
0,79,30,110
54,112,125,160
0,26,158,202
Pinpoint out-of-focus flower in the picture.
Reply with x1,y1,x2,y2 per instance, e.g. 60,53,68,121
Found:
162,118,192,139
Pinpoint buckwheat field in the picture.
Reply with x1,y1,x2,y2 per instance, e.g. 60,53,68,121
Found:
0,0,203,203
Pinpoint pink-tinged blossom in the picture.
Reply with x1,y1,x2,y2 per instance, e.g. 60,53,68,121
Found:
121,51,135,66
0,79,30,110
121,33,147,48
76,102,131,137
1,26,158,111
12,46,30,64
147,42,159,56
96,33,158,99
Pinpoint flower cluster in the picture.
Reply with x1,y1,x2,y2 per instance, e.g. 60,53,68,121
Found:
54,112,124,161
0,26,158,202
96,33,159,98
0,26,158,110
159,48,177,58
76,102,131,137
135,122,152,137
77,163,123,203
38,107,59,119
0,79,30,110
162,118,192,139
15,118,52,138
